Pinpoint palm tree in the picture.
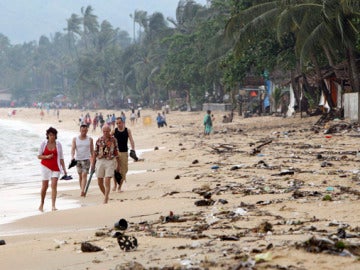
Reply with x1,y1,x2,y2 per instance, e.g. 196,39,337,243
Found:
226,0,360,111
64,13,82,59
81,5,99,49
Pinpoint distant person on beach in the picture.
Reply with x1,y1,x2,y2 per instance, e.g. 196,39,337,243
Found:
92,113,98,131
99,113,105,129
38,127,67,211
40,109,45,120
162,111,168,127
112,117,136,192
203,110,213,135
120,111,126,123
156,112,165,128
92,125,120,203
71,124,95,197
137,109,141,118
130,109,136,126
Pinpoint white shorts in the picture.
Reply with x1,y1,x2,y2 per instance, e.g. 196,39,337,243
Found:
41,165,61,180
96,158,116,178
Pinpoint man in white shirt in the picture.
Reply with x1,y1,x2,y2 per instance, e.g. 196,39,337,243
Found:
71,124,94,196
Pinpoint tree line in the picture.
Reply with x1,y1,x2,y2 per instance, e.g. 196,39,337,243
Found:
0,0,359,111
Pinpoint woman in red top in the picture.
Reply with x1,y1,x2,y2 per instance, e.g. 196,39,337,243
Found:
38,127,67,211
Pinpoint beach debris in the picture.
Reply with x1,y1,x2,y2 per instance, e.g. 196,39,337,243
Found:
250,139,272,155
254,252,272,262
271,169,295,176
322,194,332,201
192,185,211,195
254,221,273,233
230,164,247,170
95,231,108,237
111,262,145,270
195,199,215,206
114,218,128,231
219,235,240,241
192,159,199,164
321,161,333,167
81,242,103,252
202,191,212,199
154,146,159,150
209,143,238,153
162,191,180,197
0,239,6,245
295,235,360,256
112,232,138,252
324,122,352,134
217,198,228,204
233,208,247,216
211,165,220,170
162,211,184,223
232,257,256,270
255,160,269,168
174,175,180,179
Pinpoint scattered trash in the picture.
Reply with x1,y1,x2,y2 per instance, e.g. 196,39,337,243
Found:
219,235,239,241
230,164,246,170
217,198,228,204
112,232,138,252
279,170,295,176
255,221,273,233
250,139,272,155
211,165,219,170
114,218,128,231
297,236,346,255
254,252,272,262
321,161,333,167
81,242,103,252
233,208,247,216
162,211,181,223
0,239,6,245
195,199,215,206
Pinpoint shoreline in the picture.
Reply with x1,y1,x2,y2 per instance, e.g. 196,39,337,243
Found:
1,107,360,269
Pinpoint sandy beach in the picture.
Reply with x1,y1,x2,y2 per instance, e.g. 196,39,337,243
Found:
1,107,360,270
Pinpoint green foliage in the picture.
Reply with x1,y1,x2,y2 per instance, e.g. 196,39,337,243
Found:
1,0,360,109
335,241,345,250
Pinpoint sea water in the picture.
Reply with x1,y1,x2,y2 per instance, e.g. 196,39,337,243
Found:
0,118,80,225
0,118,149,226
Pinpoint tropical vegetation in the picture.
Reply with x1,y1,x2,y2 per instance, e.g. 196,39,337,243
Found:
0,0,359,112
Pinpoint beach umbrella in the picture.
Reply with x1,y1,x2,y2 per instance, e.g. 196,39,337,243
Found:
53,94,67,101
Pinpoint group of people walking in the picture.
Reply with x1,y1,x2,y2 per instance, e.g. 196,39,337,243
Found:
38,116,136,210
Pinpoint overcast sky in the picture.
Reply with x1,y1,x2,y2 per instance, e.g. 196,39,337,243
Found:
0,0,207,45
